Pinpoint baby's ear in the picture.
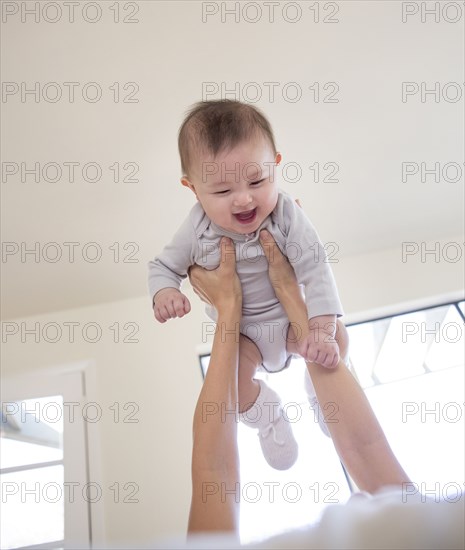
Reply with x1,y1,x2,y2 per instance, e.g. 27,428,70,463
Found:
180,177,198,198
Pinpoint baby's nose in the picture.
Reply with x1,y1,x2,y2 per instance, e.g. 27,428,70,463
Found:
234,191,253,207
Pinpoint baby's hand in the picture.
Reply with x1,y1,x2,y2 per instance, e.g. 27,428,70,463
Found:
298,327,340,369
153,288,191,323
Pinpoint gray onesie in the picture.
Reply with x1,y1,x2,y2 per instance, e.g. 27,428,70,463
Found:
148,189,344,372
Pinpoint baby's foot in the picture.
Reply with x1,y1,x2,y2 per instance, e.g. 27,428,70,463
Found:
240,379,298,470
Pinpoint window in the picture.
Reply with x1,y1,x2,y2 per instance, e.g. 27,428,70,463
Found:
346,301,464,492
1,395,65,549
1,368,95,550
199,300,465,544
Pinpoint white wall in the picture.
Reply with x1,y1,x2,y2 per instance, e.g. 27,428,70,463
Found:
2,292,202,546
333,234,464,322
1,235,463,545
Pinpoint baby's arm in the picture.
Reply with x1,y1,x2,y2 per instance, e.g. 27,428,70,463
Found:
153,288,191,323
148,214,197,323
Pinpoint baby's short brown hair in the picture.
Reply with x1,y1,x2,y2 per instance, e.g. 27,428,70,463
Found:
178,99,277,179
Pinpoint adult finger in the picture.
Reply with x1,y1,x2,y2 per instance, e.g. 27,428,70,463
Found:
219,237,236,274
259,229,286,265
188,264,201,286
192,285,211,306
188,264,209,299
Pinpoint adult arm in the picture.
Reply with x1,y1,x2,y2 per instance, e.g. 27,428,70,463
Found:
279,191,344,319
259,229,412,493
279,194,343,367
187,237,242,534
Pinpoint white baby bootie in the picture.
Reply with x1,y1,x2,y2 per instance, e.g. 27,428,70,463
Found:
240,379,298,470
303,368,331,438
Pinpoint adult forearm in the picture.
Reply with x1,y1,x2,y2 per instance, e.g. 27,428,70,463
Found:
306,361,410,492
187,237,243,533
188,301,242,533
279,287,410,492
192,302,241,459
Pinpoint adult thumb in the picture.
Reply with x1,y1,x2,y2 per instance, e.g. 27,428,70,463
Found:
220,237,236,272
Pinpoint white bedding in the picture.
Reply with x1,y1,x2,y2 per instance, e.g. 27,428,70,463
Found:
104,486,465,549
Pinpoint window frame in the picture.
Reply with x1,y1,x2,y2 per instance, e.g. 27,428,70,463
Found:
1,360,105,550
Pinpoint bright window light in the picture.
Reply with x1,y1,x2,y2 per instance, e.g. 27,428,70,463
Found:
200,355,351,545
199,301,465,543
1,396,65,549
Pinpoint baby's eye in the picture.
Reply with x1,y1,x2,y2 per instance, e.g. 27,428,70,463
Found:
250,179,265,186
215,190,229,195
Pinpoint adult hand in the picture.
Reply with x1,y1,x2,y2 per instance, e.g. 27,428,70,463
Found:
258,229,299,300
188,237,242,312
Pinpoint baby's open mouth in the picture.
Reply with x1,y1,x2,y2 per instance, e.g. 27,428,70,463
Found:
234,208,257,224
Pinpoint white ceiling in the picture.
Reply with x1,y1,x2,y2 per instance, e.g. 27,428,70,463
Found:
2,1,464,320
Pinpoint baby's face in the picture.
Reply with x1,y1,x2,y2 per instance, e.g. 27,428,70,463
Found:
182,134,281,235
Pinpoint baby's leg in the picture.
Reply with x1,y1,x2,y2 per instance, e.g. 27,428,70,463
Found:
238,334,262,413
238,333,299,470
286,318,350,365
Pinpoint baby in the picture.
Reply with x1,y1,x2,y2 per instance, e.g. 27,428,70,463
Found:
148,99,345,470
